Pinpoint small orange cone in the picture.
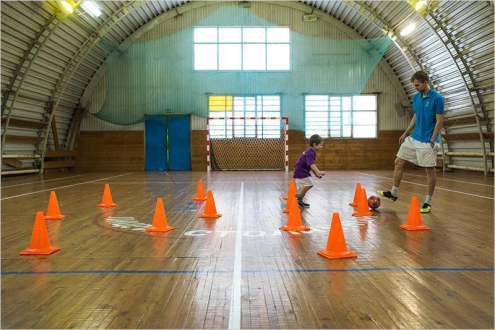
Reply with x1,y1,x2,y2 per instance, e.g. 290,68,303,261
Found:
283,179,296,200
145,198,175,232
20,211,60,255
280,197,309,232
199,190,221,218
192,180,207,201
97,184,118,207
352,188,373,217
318,213,357,260
45,191,65,220
399,197,431,231
349,183,362,207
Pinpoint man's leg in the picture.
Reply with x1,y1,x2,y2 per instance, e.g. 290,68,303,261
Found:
393,157,407,188
379,157,406,201
421,167,436,213
426,166,436,196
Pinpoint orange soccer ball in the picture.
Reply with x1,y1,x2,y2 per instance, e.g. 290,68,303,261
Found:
367,195,381,209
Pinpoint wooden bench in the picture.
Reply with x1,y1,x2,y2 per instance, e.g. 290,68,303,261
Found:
442,115,484,127
2,117,47,129
1,168,40,176
44,150,77,170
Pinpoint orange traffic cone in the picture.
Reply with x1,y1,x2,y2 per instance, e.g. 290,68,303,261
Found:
45,191,65,220
97,184,118,207
282,194,297,213
280,197,310,232
318,213,357,260
199,190,221,218
352,188,373,216
145,198,175,232
20,212,60,255
192,180,207,202
399,197,431,231
349,182,362,207
283,179,296,200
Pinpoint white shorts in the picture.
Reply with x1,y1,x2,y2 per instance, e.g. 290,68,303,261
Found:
295,177,314,190
397,136,439,167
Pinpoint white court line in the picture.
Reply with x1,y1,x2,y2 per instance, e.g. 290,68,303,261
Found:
402,172,494,187
2,173,93,188
1,173,133,200
66,180,368,184
355,172,494,200
229,182,244,330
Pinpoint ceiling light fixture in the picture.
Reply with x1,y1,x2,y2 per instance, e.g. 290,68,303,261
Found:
415,1,427,11
60,1,75,14
81,1,102,17
400,22,416,36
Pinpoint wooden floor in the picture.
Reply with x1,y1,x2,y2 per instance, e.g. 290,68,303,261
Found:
1,170,494,329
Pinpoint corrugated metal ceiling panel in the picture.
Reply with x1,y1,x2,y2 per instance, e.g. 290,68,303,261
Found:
1,0,493,172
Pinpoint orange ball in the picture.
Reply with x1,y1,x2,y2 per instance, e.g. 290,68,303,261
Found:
368,195,381,209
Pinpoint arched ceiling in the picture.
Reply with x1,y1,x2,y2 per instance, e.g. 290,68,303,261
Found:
1,0,493,173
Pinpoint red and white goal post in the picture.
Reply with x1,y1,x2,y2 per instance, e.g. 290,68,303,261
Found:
206,117,289,171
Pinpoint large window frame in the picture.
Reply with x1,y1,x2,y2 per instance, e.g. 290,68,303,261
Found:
194,27,291,71
304,94,378,139
208,94,282,139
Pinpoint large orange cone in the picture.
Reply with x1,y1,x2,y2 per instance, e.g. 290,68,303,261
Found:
20,212,60,255
399,197,431,231
280,197,310,232
45,191,65,220
282,194,297,213
352,188,373,217
145,198,175,232
199,190,221,218
317,213,357,260
283,179,296,200
192,180,207,201
349,182,362,207
97,184,118,207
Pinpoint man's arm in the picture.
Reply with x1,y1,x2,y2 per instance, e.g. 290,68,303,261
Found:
430,113,444,147
399,114,416,144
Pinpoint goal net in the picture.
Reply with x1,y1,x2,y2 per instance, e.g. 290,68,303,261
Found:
207,117,289,171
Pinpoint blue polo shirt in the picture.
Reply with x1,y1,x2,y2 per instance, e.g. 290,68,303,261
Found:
411,89,444,143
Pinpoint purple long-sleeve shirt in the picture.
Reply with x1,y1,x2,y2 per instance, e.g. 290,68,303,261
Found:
293,148,316,179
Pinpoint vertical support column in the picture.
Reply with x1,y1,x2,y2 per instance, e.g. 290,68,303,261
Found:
439,134,446,173
206,117,211,171
284,117,289,172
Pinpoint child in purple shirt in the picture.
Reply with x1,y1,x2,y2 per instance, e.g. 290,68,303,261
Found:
293,134,325,208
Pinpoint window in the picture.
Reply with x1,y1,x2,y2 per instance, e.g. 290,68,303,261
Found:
194,27,290,71
305,95,377,138
208,95,281,138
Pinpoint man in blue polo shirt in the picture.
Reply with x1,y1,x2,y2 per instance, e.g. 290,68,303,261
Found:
379,71,444,213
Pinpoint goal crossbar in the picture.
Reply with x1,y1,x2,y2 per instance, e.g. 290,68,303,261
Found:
206,117,289,171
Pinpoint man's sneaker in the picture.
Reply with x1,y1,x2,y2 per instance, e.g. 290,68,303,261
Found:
420,203,432,213
378,190,397,201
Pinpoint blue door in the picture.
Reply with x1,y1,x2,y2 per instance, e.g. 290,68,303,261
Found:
169,115,191,170
145,116,191,171
145,117,167,171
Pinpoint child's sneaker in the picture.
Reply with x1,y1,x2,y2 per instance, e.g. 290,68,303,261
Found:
378,190,397,201
420,203,432,213
296,195,310,208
